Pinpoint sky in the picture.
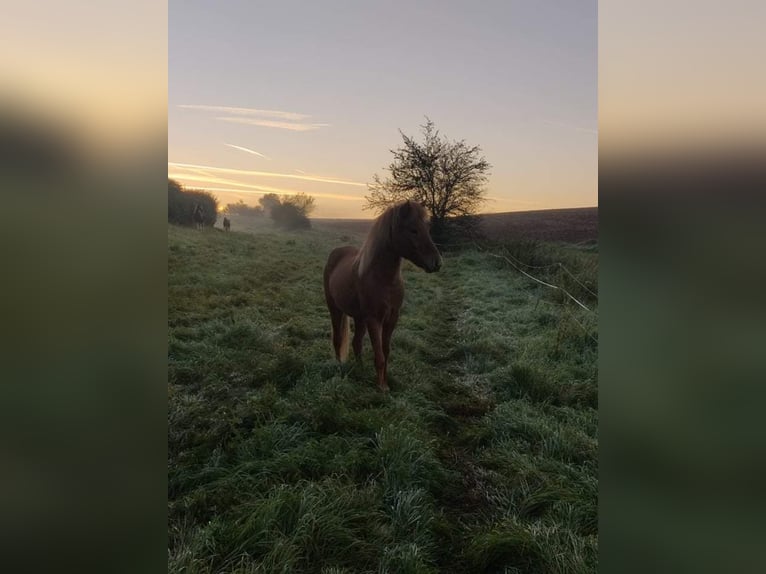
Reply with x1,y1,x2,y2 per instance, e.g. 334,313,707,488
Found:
169,0,597,218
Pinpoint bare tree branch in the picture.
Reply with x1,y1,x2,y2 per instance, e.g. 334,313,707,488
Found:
364,118,491,227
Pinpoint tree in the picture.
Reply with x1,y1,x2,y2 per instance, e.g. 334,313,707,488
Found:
271,202,311,229
365,118,491,233
224,199,264,217
265,193,316,230
168,179,218,227
283,193,316,217
258,193,281,215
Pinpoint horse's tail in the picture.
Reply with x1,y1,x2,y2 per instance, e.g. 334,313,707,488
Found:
324,246,358,362
335,314,350,362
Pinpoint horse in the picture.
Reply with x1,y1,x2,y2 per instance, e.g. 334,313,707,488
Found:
323,200,442,391
193,204,206,230
223,217,231,231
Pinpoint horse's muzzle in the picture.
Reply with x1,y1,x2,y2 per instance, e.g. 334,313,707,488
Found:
426,256,443,273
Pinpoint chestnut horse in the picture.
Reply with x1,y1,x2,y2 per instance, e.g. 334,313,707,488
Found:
323,200,442,391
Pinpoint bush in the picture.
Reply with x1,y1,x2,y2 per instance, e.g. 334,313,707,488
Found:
271,202,311,229
168,179,218,227
224,200,264,217
265,193,315,230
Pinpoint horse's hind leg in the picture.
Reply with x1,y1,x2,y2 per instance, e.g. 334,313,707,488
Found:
352,317,366,360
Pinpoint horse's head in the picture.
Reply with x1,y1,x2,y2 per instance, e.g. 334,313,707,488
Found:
391,200,442,273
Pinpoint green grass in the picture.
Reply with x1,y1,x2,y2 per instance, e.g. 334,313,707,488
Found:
168,222,598,573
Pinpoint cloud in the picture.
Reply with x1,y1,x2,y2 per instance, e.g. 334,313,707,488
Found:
169,161,366,187
216,116,329,131
202,187,363,202
178,104,308,121
167,173,363,201
224,143,270,159
178,104,329,131
168,172,270,190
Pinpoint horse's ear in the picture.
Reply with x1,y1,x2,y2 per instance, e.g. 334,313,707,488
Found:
400,200,412,218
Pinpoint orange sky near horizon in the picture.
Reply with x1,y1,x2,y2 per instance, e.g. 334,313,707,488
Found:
167,171,597,219
167,145,598,219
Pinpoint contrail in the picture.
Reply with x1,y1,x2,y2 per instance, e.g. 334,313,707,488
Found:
169,161,366,187
216,116,329,131
178,104,309,121
224,143,270,159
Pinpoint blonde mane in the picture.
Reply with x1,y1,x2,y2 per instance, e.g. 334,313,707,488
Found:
356,205,396,277
355,201,429,276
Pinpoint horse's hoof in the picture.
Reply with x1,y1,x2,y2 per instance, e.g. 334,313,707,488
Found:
379,384,390,393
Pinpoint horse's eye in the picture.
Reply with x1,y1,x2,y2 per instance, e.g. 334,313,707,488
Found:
409,228,418,234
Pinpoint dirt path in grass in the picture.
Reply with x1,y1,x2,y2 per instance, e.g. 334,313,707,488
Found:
413,266,500,571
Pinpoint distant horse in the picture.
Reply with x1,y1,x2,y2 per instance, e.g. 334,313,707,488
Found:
323,200,442,391
193,204,205,230
223,217,231,231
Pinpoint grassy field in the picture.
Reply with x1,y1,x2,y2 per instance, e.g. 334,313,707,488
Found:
168,219,598,573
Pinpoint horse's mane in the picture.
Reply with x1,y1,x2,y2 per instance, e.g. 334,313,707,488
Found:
355,201,427,276
356,205,397,277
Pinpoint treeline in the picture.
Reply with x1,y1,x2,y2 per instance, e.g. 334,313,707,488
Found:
224,200,264,217
224,192,316,230
168,178,316,230
168,179,218,227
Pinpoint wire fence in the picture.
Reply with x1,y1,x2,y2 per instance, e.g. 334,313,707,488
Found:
435,238,599,343
470,241,597,314
435,239,598,300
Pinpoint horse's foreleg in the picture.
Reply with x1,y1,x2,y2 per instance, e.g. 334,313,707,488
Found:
382,309,399,362
366,319,388,392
